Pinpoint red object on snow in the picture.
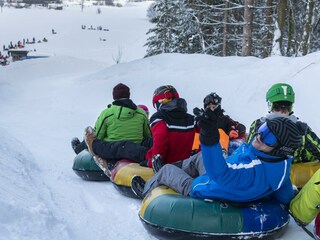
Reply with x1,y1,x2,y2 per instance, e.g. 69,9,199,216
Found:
314,212,320,240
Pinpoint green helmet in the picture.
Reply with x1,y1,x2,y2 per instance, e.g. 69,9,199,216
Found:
266,83,295,113
266,83,295,103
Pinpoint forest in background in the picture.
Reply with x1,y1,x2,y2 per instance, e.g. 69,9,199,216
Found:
145,0,320,58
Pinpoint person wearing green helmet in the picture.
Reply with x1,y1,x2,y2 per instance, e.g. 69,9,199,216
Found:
247,83,320,163
266,83,295,114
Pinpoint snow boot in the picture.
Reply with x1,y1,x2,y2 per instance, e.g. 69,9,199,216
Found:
152,154,164,173
84,126,111,178
71,137,80,152
131,175,146,199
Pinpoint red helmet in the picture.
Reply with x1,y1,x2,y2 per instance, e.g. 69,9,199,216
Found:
152,85,179,108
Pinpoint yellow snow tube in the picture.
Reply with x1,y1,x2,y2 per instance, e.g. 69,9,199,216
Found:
111,159,154,198
290,160,320,188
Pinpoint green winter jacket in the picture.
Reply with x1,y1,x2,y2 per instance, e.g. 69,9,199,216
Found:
247,113,320,163
94,99,151,143
290,168,320,224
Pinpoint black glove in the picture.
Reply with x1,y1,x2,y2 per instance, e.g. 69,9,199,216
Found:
193,107,219,146
139,160,148,167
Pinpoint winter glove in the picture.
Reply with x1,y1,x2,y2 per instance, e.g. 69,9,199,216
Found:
228,126,239,139
139,160,148,167
193,107,219,146
191,149,199,156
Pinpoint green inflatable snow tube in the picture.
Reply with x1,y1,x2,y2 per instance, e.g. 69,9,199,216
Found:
72,150,110,181
139,186,289,240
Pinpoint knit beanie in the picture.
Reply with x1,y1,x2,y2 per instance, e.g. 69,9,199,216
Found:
112,83,130,100
267,117,302,157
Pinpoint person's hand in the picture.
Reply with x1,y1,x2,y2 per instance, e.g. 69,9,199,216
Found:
139,160,148,167
229,127,239,139
193,107,205,124
193,107,219,145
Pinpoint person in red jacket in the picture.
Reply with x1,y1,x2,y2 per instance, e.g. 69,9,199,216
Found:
85,85,196,171
143,85,196,168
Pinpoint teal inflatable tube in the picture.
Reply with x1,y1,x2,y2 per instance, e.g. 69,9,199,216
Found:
139,187,289,240
72,150,110,181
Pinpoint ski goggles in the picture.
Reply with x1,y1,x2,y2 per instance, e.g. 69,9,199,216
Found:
257,122,278,147
203,93,220,107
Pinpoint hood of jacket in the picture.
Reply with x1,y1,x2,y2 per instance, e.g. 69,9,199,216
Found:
158,98,188,119
263,112,298,123
111,99,138,120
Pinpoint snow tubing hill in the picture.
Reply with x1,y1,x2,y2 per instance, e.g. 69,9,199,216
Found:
290,160,320,188
72,150,110,181
139,186,289,240
111,159,154,199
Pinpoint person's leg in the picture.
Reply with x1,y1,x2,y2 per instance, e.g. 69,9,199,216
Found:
140,136,153,149
73,140,87,154
181,152,206,177
143,164,194,196
92,139,148,163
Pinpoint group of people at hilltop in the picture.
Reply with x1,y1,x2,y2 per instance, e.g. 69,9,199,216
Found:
71,82,320,239
0,51,10,66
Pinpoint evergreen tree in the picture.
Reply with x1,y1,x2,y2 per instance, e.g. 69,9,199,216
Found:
144,0,320,58
145,0,180,57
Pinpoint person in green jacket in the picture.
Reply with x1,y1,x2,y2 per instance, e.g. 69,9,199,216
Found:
71,83,151,154
247,83,320,163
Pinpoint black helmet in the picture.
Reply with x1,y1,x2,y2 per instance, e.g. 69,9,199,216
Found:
203,92,221,108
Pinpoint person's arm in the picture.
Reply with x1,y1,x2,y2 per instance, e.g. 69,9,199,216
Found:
195,107,255,187
94,108,113,140
146,120,168,167
201,144,256,188
219,115,246,139
271,178,294,205
247,120,259,143
304,126,320,159
143,117,152,138
194,107,229,180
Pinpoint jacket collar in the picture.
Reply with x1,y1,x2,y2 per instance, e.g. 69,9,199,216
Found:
112,99,137,110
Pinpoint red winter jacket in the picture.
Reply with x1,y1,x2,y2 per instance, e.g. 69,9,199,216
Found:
145,98,196,167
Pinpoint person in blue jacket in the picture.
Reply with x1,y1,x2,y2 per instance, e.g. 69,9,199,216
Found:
131,108,302,205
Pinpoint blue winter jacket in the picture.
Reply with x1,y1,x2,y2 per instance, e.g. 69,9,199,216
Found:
190,143,294,204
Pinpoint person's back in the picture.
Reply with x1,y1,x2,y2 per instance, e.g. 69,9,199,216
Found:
71,83,151,154
247,83,320,163
95,99,149,144
94,83,150,143
145,85,195,167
